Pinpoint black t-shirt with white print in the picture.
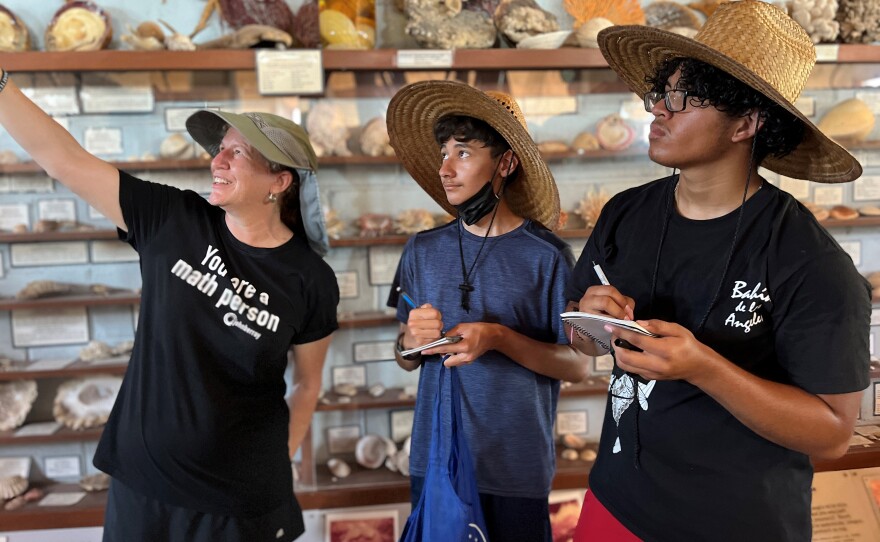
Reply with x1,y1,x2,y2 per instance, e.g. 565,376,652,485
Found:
565,175,871,542
93,172,339,518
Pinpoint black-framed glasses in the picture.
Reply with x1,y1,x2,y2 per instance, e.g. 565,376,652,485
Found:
644,90,690,112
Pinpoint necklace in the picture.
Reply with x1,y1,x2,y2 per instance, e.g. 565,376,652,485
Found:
456,207,499,313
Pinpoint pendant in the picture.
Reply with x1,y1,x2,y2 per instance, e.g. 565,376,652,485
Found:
458,282,474,312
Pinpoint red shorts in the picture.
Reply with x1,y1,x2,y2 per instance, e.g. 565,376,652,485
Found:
573,490,642,542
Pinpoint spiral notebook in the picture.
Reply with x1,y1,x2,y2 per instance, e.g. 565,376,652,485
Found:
561,312,658,351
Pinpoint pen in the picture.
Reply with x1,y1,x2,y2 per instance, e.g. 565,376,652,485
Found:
592,261,610,286
396,286,418,309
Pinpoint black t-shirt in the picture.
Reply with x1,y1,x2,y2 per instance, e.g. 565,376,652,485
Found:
93,172,339,517
565,175,871,542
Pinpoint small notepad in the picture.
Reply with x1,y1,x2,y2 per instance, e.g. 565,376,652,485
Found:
561,312,657,351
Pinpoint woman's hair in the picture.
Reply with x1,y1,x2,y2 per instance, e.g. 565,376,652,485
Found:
433,115,520,183
266,160,305,236
648,57,805,163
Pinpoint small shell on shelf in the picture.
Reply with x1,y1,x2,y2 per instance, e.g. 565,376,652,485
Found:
4,495,26,511
0,475,28,500
572,131,600,153
0,149,20,164
644,1,702,30
16,280,75,300
45,0,112,52
866,271,880,290
561,433,587,450
829,205,859,220
817,98,876,143
359,117,394,157
159,133,196,160
23,487,45,502
53,376,122,430
79,340,114,362
560,448,579,461
333,383,358,397
355,434,389,469
327,457,351,479
120,22,165,51
516,30,571,49
79,472,111,492
368,383,386,397
580,448,598,462
196,24,293,50
537,140,570,154
0,5,30,52
396,209,436,235
596,114,636,151
0,380,38,431
859,205,880,217
575,188,611,229
802,201,829,221
324,207,346,239
357,213,394,237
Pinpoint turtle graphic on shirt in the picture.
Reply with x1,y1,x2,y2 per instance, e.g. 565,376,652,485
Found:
609,372,656,453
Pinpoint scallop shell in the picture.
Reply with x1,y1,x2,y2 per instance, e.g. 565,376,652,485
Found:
562,433,587,450
4,495,26,511
561,448,579,461
359,117,394,157
817,98,876,143
327,458,351,478
79,472,111,492
0,5,30,52
580,448,597,461
829,205,859,220
572,131,600,153
355,434,389,469
565,17,612,48
45,1,112,52
333,383,358,397
575,189,611,228
53,376,122,430
0,475,28,500
159,134,196,160
396,209,436,235
516,30,572,49
596,114,636,151
0,380,38,431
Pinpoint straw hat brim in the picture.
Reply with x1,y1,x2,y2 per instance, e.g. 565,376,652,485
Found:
598,25,862,183
386,80,560,230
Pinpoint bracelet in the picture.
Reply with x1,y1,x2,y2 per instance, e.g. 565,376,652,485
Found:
396,332,421,361
0,69,8,95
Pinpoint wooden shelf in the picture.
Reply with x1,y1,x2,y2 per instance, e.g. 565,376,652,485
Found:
337,311,397,329
0,292,141,311
0,426,102,446
0,360,127,381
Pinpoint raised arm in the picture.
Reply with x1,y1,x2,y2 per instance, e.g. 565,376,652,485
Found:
0,71,124,229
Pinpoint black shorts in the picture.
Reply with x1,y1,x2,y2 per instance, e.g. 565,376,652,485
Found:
102,478,305,542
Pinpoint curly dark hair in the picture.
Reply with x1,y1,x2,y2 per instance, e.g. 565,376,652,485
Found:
433,115,520,183
648,57,805,163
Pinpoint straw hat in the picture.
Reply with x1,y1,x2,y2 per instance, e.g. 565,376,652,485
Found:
186,110,330,256
598,0,862,183
386,80,561,230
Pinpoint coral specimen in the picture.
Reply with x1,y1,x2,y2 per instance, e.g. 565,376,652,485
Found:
836,0,880,43
564,0,645,28
404,0,497,49
493,0,559,44
791,0,839,43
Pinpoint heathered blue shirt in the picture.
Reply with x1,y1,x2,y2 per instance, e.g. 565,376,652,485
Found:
388,219,575,498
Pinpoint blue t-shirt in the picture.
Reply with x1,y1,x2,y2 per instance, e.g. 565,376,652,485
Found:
388,219,575,499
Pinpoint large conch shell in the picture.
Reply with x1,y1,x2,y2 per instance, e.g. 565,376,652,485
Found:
817,98,876,143
53,376,122,430
0,475,28,500
45,1,112,52
0,5,30,52
0,380,37,431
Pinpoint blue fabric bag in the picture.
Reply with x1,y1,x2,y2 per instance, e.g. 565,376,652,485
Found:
399,363,489,542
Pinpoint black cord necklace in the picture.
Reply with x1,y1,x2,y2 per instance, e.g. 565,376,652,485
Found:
456,203,499,312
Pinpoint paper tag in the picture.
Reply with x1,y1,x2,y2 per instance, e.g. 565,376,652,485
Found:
44,456,82,478
11,242,89,266
326,425,362,454
14,422,61,437
91,240,139,263
23,87,80,116
0,203,30,231
12,307,90,347
332,365,367,388
80,85,155,114
854,175,880,201
84,127,124,155
256,50,323,95
390,409,415,442
37,199,76,222
814,44,839,62
368,246,402,286
336,271,359,299
165,106,218,132
38,492,86,507
813,185,844,206
396,49,453,68
519,96,578,117
556,410,589,435
838,241,861,266
353,341,396,363
779,176,811,199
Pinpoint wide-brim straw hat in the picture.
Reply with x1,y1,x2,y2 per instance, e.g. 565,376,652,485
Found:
386,80,561,230
598,0,862,183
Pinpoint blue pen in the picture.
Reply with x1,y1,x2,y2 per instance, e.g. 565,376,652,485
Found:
396,286,418,309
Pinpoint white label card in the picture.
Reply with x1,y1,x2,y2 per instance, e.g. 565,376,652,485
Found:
11,242,89,266
165,107,218,132
854,175,880,202
871,309,880,326
793,96,815,117
13,422,61,437
80,85,155,114
332,365,367,388
855,91,880,115
256,50,324,95
37,199,76,221
91,240,138,263
23,87,80,116
390,410,415,442
813,185,844,206
619,96,653,122
0,203,29,231
519,96,578,117
12,307,90,347
396,50,453,68
837,241,861,266
84,127,124,156
875,382,880,416
326,425,362,454
368,246,402,286
11,177,54,193
556,410,589,435
88,205,106,220
44,456,82,478
353,341,396,363
38,492,86,507
814,44,839,62
335,271,359,299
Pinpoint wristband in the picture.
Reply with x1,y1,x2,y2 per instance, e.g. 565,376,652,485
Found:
0,70,8,95
396,332,421,361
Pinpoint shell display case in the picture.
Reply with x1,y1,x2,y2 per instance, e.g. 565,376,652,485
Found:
0,0,878,537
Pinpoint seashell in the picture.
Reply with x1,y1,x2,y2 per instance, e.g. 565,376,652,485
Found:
817,98,876,143
333,383,358,397
120,23,164,51
667,26,698,38
337,396,352,404
564,17,612,48
0,5,30,52
537,140,570,154
516,30,571,49
0,380,38,431
359,117,394,157
196,24,293,49
829,205,859,220
79,340,115,361
403,436,412,456
4,495,26,510
16,280,75,300
111,340,135,356
580,448,598,462
562,433,587,450
564,0,645,27
556,210,568,230
45,1,112,52
53,376,122,430
324,207,346,239
561,448,579,461
644,1,702,30
575,189,611,229
802,200,829,221
396,209,435,235
0,475,28,500
596,114,636,151
368,383,386,397
0,149,20,164
79,472,110,492
319,9,361,48
327,458,351,478
135,21,165,43
395,451,410,476
159,20,197,51
355,434,389,469
12,223,28,233
572,131,600,153
159,134,196,160
357,213,394,237
385,455,398,473
495,0,560,44
306,101,352,157
23,487,45,502
859,205,880,217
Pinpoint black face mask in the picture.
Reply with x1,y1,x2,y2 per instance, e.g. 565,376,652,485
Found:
454,180,499,225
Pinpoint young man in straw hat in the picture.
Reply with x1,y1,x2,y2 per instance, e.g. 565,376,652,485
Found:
0,69,339,541
386,80,592,541
566,1,871,540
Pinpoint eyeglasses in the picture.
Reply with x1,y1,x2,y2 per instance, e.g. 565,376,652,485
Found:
644,90,691,113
